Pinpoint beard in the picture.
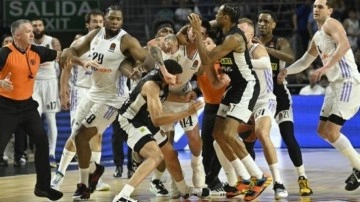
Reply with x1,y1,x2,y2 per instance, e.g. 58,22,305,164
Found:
33,30,45,40
105,27,120,38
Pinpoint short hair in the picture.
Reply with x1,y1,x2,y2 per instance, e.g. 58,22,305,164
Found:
153,19,175,35
326,0,335,9
222,3,241,23
105,5,123,15
163,59,182,75
11,19,31,36
238,18,255,35
258,10,277,22
84,9,104,24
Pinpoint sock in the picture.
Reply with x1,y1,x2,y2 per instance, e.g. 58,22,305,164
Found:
151,168,164,181
91,151,101,164
213,141,237,186
79,168,90,186
175,179,189,194
58,148,76,175
45,112,58,156
241,154,263,179
231,158,251,181
191,154,201,165
331,133,360,170
295,165,306,178
119,184,135,198
89,161,96,173
269,163,282,184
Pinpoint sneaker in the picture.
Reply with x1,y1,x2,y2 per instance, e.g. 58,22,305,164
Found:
223,183,241,198
51,171,64,190
112,194,138,202
49,155,57,168
149,179,169,196
13,156,26,167
209,182,226,196
96,179,111,191
185,186,211,199
345,168,360,191
113,166,123,178
273,182,288,199
73,183,90,200
170,180,181,199
244,175,272,201
34,186,63,201
236,178,251,194
191,163,206,188
298,176,313,196
88,163,105,193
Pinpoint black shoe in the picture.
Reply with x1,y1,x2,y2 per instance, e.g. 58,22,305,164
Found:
88,163,105,193
73,183,90,200
345,168,360,191
13,156,26,167
34,186,63,201
128,169,135,179
113,166,123,178
0,156,8,167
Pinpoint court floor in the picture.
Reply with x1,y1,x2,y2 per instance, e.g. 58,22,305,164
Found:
1,148,360,202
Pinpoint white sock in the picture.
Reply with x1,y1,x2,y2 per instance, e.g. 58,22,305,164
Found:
89,161,96,173
241,154,263,179
175,179,189,194
45,112,58,156
213,141,237,186
331,133,360,170
269,163,282,184
191,154,202,165
231,158,251,181
91,151,101,164
58,148,76,175
79,168,90,186
119,184,135,198
151,168,164,181
295,165,306,178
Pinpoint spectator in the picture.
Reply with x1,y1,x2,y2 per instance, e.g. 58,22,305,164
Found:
343,9,360,52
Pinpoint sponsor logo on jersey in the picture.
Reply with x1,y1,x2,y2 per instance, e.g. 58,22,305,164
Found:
191,60,199,69
30,59,36,65
219,66,233,73
109,43,116,52
271,63,278,71
90,66,112,73
220,58,232,65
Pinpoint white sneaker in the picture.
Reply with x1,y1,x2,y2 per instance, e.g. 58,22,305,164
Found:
149,179,169,196
112,194,137,202
96,179,111,191
210,182,226,196
51,171,64,190
170,180,181,199
274,182,288,199
186,186,211,199
191,163,206,188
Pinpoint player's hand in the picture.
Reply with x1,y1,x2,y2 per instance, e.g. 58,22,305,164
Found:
184,91,197,102
0,72,13,91
312,66,328,82
187,100,204,114
83,60,100,70
218,74,230,87
188,13,202,33
277,69,287,84
60,85,70,110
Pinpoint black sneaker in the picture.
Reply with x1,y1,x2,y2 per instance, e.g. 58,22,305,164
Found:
88,163,105,193
209,181,226,196
345,168,360,191
113,166,123,178
223,183,241,198
34,186,63,201
149,179,169,196
128,169,135,179
186,187,211,199
73,183,90,200
113,195,138,202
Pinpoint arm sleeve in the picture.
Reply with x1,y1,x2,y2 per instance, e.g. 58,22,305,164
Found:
250,56,272,70
31,45,57,63
286,52,317,75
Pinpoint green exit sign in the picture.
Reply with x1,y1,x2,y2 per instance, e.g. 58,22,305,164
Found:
3,0,100,32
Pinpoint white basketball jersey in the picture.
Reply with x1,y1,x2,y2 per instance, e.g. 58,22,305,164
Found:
70,36,92,89
313,26,360,83
87,28,127,107
249,43,275,101
162,45,201,94
33,35,57,79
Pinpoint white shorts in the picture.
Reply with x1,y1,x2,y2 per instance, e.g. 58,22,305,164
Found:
71,97,118,136
161,101,199,132
70,86,89,125
33,79,60,113
253,98,277,121
119,118,167,152
320,81,360,120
